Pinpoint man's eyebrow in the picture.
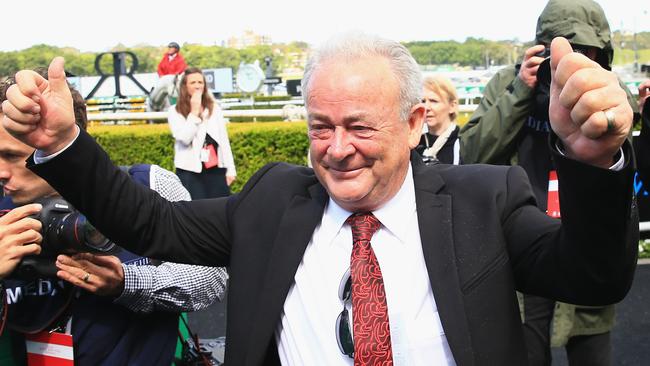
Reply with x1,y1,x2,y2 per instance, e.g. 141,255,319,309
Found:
307,112,369,124
342,113,367,124
307,112,331,123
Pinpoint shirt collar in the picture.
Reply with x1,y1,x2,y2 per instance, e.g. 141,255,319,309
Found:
319,163,416,245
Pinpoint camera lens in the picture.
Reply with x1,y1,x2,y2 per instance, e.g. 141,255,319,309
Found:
77,216,116,252
36,198,118,255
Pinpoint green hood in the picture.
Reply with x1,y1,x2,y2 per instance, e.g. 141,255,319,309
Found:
535,0,613,69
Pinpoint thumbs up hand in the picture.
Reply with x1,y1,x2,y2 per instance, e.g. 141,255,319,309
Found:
2,57,78,155
549,37,632,168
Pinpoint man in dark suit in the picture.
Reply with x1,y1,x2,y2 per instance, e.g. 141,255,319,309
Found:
1,33,638,365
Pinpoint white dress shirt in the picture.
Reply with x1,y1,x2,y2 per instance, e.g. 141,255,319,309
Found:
276,164,456,366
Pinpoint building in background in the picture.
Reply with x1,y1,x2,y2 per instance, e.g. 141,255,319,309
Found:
227,30,272,49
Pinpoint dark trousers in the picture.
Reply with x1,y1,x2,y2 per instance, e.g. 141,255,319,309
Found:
522,293,611,366
176,167,230,200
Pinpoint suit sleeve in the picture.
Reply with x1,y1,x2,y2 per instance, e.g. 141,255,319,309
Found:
459,68,534,164
636,98,650,183
504,138,638,305
27,129,264,267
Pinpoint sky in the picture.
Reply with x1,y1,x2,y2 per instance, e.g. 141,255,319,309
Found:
1,0,649,52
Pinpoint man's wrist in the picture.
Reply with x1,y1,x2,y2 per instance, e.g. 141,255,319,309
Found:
34,126,80,163
555,140,624,170
42,125,80,156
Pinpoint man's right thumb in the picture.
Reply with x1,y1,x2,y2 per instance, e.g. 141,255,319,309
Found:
47,57,68,92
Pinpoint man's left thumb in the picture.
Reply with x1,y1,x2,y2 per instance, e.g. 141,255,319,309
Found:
47,57,69,93
549,37,573,82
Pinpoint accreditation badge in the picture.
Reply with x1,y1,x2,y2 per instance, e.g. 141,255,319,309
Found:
25,331,74,366
546,170,561,218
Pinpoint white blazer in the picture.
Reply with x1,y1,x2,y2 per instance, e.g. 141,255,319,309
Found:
168,104,236,176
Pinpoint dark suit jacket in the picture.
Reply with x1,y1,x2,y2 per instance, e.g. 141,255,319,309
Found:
30,130,638,366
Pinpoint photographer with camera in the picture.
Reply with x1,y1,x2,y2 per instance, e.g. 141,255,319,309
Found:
0,77,227,365
459,1,638,365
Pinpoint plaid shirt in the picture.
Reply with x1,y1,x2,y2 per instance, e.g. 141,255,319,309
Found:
113,165,228,313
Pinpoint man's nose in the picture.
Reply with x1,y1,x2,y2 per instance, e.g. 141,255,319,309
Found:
327,128,355,160
0,162,10,183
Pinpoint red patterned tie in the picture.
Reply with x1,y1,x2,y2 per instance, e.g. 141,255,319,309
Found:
346,213,393,366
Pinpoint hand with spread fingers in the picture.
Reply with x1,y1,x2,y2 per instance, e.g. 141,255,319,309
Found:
0,204,42,279
549,37,633,168
56,253,125,297
1,57,78,155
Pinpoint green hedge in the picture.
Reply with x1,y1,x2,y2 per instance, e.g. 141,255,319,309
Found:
88,121,309,193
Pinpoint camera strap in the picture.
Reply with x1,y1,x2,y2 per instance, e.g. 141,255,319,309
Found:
422,123,457,161
178,314,214,365
0,283,7,335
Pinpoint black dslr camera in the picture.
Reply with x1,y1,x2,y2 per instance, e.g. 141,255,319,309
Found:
8,197,118,279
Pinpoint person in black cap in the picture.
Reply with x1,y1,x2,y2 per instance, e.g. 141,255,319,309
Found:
157,41,187,77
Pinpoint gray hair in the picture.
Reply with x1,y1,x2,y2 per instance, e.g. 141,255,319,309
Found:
301,32,423,121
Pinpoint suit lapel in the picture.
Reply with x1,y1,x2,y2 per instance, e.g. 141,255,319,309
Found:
245,182,328,365
412,158,475,366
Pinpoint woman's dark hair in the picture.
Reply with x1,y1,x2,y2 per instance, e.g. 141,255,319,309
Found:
175,67,214,118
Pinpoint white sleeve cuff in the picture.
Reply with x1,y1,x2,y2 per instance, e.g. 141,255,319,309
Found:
554,141,625,171
33,126,81,164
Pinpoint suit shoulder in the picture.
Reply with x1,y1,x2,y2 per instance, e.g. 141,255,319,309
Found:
238,162,318,197
432,163,530,194
426,164,534,214
262,162,317,181
435,163,515,181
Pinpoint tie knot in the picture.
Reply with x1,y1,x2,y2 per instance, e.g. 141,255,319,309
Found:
346,213,381,243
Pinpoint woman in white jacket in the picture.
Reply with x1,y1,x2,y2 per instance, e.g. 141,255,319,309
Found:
168,67,236,199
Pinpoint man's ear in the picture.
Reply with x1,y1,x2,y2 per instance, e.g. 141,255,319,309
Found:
407,103,426,149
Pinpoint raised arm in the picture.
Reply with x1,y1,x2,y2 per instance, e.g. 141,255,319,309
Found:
548,37,632,168
2,58,234,266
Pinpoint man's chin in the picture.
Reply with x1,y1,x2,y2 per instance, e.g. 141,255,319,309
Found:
327,186,373,211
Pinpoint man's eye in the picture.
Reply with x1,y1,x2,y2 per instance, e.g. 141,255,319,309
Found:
310,124,330,131
350,125,369,131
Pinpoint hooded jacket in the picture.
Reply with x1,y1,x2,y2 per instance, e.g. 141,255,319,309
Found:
535,0,613,70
